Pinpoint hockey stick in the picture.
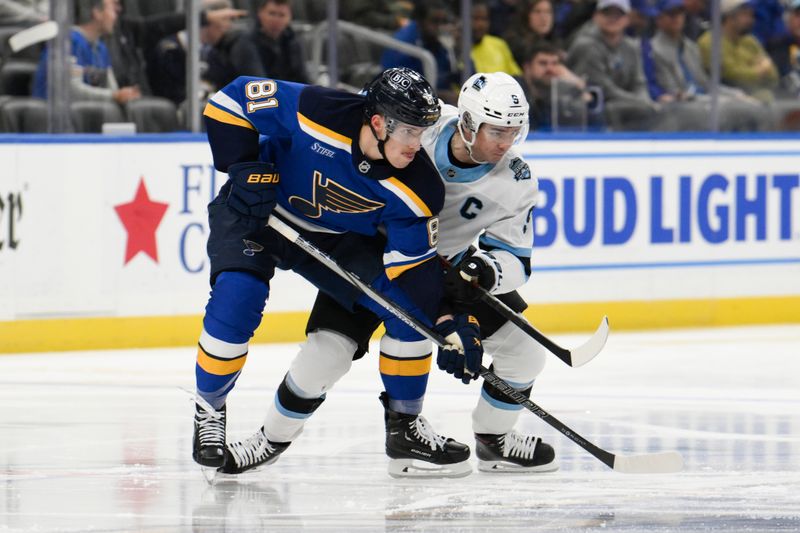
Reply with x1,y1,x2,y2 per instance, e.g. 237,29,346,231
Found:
267,215,683,474
8,21,58,53
475,286,609,367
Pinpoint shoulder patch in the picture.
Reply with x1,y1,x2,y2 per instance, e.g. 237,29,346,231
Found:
509,157,531,182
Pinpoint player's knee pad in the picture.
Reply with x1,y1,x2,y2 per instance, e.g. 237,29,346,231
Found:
483,321,546,383
204,271,269,343
287,330,357,397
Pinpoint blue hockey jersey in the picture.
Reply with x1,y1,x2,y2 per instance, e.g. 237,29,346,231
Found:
203,77,444,280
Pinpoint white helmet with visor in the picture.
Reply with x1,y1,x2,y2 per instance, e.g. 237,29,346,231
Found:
457,72,529,162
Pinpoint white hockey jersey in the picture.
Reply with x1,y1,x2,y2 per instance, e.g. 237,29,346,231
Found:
421,105,539,294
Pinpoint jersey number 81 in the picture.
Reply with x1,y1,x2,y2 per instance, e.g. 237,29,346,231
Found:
245,80,279,113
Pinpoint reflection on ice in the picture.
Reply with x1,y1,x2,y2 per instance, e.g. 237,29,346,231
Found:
0,325,798,532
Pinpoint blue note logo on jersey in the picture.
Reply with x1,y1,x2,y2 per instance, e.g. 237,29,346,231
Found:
289,171,385,218
242,239,264,256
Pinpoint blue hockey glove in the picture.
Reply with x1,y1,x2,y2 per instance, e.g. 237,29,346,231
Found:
443,255,496,305
226,161,280,220
435,314,483,384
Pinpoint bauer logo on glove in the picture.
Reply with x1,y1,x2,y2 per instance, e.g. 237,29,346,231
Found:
435,314,483,384
246,172,280,184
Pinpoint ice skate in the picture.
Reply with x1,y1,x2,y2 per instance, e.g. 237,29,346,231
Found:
218,427,291,475
475,430,558,472
380,392,471,478
192,401,227,468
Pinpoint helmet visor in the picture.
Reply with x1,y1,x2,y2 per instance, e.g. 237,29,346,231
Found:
481,124,526,145
385,118,428,144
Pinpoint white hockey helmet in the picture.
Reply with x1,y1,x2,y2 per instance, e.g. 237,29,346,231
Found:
457,72,530,158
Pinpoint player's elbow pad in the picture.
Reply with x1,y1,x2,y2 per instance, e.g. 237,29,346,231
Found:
225,161,280,220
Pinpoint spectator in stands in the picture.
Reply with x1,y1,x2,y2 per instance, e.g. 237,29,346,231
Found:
469,0,522,76
148,0,255,105
231,0,309,84
697,0,778,104
381,0,459,103
488,0,521,36
109,1,246,98
648,0,766,130
0,0,47,27
504,0,558,66
752,0,785,49
519,41,602,130
681,0,707,40
629,0,660,38
340,0,413,31
32,0,141,107
553,0,596,43
567,0,661,130
766,0,800,97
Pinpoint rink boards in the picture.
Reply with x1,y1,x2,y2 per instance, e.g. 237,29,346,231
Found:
1,133,798,352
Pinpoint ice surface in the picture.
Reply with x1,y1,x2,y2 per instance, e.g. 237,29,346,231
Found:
1,325,798,532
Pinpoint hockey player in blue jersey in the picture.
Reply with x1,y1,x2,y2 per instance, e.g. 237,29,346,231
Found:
227,72,557,477
192,67,482,477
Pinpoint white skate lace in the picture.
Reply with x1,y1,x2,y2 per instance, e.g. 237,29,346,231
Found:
191,391,225,446
227,429,275,468
411,416,448,451
502,431,541,460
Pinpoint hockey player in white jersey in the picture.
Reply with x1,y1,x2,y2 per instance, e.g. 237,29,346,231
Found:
423,71,556,472
223,72,555,477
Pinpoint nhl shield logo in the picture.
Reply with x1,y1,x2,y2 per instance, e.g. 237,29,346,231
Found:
447,167,456,178
358,160,371,173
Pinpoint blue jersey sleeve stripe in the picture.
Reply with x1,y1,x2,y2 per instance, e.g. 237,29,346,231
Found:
209,89,250,118
383,248,435,266
379,178,433,217
386,255,436,280
479,235,532,257
203,101,255,131
297,112,352,153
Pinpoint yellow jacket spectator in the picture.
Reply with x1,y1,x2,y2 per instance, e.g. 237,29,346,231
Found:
470,1,522,76
698,0,778,102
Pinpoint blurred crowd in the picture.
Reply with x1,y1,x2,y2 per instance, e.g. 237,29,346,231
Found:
2,0,800,133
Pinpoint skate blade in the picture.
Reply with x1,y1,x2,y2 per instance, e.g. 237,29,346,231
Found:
388,458,472,479
200,467,219,485
477,459,559,473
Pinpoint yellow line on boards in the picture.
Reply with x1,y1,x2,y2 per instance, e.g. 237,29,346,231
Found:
0,296,798,354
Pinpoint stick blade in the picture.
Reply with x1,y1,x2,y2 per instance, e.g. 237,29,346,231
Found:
8,21,58,53
569,316,610,367
612,451,684,474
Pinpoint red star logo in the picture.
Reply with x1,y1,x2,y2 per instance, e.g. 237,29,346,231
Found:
114,178,169,264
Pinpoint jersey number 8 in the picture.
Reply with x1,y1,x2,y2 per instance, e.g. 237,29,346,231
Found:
245,80,279,113
427,216,439,248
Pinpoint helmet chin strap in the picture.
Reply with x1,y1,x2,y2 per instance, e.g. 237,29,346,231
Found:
368,120,409,170
368,121,389,160
457,121,489,165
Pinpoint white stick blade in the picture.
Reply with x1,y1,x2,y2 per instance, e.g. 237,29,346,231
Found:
613,451,684,474
570,316,610,367
8,21,58,53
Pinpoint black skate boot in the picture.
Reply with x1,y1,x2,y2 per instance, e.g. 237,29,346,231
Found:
475,430,558,472
193,402,226,468
380,392,471,478
218,427,291,474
